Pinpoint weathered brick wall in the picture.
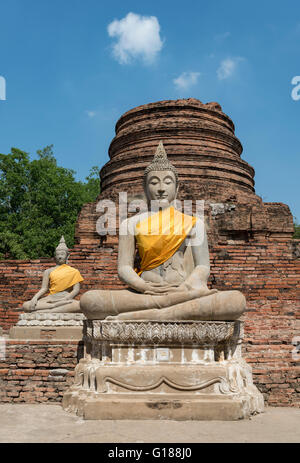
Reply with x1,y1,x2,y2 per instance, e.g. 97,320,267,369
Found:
245,339,299,406
0,340,82,403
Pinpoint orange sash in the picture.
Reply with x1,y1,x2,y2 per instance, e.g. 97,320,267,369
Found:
135,207,197,275
49,264,83,294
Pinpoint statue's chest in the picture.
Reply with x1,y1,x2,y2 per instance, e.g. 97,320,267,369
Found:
155,250,187,283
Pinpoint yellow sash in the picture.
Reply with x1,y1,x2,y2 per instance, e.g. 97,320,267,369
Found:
135,206,197,275
49,264,84,294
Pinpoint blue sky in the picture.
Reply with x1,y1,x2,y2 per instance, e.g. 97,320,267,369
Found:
0,0,300,220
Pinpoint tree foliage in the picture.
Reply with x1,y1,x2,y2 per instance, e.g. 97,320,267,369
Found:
0,145,100,259
293,220,300,239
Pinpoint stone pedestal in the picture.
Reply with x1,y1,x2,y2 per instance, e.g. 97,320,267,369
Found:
9,313,85,340
62,320,264,420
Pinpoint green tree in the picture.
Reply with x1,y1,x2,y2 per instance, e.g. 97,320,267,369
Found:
0,145,100,259
293,219,300,239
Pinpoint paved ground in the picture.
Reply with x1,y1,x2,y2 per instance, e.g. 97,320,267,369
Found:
0,404,299,443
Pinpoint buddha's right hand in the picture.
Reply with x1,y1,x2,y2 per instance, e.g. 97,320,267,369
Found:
143,281,181,295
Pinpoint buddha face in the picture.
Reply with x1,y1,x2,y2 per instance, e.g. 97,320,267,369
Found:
55,249,68,265
145,170,178,209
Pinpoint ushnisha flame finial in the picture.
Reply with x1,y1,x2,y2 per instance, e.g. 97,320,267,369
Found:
143,141,178,184
55,236,69,253
154,140,168,161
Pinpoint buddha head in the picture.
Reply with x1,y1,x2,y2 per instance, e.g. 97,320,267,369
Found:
144,141,179,208
54,236,69,265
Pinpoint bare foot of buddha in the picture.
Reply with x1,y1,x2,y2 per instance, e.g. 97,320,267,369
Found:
190,287,218,298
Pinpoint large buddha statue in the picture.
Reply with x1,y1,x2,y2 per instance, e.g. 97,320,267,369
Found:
22,237,83,313
80,142,246,321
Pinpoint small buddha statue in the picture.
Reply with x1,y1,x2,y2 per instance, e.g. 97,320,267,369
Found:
22,237,83,313
80,141,246,321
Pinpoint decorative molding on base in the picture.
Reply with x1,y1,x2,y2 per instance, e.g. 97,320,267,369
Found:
62,319,264,420
84,319,239,345
16,312,86,326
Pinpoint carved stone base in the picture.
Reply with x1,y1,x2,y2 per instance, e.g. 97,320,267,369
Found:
62,320,264,420
9,313,85,340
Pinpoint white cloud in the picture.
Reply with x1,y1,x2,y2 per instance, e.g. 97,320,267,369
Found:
214,32,231,41
85,110,97,118
107,12,163,65
217,57,244,80
173,72,201,90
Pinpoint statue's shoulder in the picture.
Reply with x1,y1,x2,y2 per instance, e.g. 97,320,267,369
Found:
43,267,54,277
120,212,150,235
45,265,64,275
186,215,207,239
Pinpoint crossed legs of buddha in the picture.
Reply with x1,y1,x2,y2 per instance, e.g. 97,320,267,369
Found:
80,287,246,321
22,295,81,313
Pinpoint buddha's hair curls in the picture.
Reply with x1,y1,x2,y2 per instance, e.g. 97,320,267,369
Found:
55,236,69,254
143,141,179,186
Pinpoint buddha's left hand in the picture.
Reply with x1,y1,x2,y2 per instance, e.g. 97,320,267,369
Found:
169,281,218,296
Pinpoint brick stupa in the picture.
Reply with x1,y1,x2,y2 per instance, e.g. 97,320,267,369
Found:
77,98,294,245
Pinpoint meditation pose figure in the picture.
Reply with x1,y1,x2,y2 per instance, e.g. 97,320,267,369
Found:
23,237,83,313
80,142,246,321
